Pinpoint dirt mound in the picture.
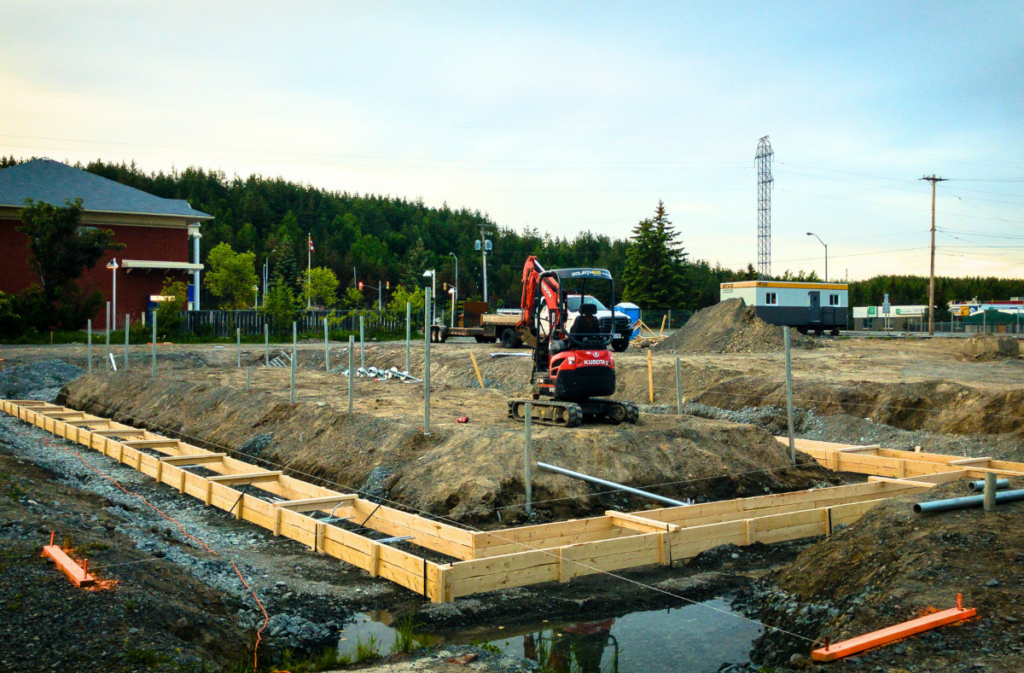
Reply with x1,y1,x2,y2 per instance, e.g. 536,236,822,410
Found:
960,335,1020,361
743,481,1024,668
59,373,835,524
656,299,815,354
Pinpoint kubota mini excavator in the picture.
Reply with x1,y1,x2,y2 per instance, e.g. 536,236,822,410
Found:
507,256,639,427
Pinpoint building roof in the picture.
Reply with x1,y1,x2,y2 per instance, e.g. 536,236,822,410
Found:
0,159,212,220
963,309,1021,325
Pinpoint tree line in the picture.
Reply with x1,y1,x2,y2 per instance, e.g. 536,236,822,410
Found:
2,155,1022,336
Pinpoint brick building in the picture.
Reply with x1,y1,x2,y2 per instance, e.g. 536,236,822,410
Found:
0,159,212,329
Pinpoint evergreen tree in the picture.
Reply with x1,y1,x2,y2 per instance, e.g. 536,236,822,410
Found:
273,236,301,294
622,201,688,308
401,238,431,289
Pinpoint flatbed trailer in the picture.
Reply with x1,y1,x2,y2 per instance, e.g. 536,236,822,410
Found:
430,302,525,346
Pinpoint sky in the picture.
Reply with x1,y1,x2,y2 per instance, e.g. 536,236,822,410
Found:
1,1,1022,280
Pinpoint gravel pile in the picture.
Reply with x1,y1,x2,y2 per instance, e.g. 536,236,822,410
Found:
656,299,816,354
0,359,83,402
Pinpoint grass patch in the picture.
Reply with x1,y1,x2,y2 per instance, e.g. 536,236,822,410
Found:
354,634,381,663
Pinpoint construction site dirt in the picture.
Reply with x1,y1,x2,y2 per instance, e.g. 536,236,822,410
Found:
1,334,1023,672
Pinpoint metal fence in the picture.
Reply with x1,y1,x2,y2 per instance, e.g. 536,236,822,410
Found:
181,310,404,337
906,320,1023,335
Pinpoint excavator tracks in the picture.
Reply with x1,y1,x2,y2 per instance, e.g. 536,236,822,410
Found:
507,399,639,428
508,399,583,427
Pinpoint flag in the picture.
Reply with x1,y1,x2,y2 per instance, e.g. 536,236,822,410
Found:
309,234,315,253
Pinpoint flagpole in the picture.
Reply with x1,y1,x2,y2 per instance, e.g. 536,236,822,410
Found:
307,232,312,309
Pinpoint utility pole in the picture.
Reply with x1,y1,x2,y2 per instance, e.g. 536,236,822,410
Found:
921,175,947,336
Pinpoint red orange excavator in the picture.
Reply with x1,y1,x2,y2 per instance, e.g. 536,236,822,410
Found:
507,256,639,427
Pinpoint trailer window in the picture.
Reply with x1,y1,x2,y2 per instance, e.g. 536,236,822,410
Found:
765,292,778,305
829,294,840,306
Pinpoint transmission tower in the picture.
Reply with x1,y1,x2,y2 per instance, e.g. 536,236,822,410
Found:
756,136,774,279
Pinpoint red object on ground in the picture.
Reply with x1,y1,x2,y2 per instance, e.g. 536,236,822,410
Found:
445,653,478,665
41,532,96,588
812,595,976,662
457,416,469,423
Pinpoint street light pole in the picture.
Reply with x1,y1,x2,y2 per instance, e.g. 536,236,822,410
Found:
449,252,458,327
806,232,827,282
106,259,119,330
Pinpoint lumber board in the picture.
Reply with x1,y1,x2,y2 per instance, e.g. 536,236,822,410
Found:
472,517,614,549
475,527,638,559
867,476,937,488
274,495,358,512
159,453,228,464
206,471,283,485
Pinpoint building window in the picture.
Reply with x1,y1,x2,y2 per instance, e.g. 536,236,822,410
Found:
829,294,840,306
765,292,778,305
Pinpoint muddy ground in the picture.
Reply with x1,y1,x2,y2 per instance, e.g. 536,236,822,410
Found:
2,335,1023,671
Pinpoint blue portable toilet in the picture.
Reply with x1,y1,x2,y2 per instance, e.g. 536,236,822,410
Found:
615,302,641,338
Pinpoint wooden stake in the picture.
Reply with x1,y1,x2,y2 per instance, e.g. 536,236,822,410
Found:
647,349,654,403
470,352,485,389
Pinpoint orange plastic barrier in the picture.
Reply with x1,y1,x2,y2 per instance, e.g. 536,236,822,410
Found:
812,596,975,662
41,533,96,588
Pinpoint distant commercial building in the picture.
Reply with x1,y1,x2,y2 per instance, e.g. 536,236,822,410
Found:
851,305,927,331
719,280,849,335
948,298,1024,318
0,159,212,329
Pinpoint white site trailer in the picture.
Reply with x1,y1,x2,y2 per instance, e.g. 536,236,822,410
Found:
719,280,849,335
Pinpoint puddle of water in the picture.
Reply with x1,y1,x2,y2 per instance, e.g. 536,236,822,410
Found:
338,598,760,672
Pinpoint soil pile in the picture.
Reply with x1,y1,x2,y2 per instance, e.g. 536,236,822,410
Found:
741,481,1024,669
961,335,1020,361
656,299,815,354
59,373,835,524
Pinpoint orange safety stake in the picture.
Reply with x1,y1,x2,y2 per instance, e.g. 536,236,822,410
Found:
812,595,975,662
41,532,97,588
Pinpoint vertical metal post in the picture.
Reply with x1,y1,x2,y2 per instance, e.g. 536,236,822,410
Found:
87,319,93,374
675,356,683,415
784,326,796,465
984,472,997,512
246,366,251,392
236,328,241,367
324,317,330,371
359,315,365,371
524,401,532,515
347,335,354,414
290,322,297,404
424,287,431,435
124,314,129,370
264,323,269,366
151,311,157,378
405,302,411,373
105,302,111,369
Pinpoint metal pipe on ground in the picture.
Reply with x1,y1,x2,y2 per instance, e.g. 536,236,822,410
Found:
914,488,1024,514
536,461,690,507
968,478,1009,492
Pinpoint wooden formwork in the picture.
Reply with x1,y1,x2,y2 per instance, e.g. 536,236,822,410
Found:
5,398,1023,602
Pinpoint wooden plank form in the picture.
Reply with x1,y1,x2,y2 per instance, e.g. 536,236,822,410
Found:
6,399,1024,603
